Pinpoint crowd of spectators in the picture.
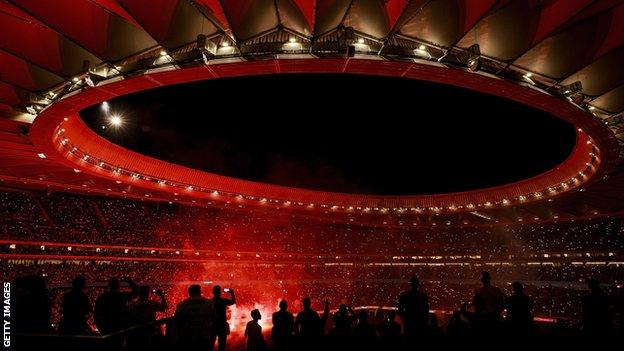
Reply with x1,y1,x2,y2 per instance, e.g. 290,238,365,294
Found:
3,190,624,348
10,271,624,350
3,259,624,330
1,191,623,257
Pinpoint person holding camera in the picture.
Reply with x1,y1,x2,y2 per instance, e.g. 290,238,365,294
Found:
128,286,167,350
130,286,167,325
211,285,236,351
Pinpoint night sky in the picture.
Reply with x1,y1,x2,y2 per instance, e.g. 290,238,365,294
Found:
80,74,575,195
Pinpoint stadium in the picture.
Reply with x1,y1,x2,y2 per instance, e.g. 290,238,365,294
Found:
1,0,624,349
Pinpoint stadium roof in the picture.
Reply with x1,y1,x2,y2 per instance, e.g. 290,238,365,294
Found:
1,0,624,228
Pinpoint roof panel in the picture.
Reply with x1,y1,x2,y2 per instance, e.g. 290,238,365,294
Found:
399,0,464,47
592,85,624,113
0,0,101,76
219,0,279,41
0,50,63,91
591,3,624,59
385,0,409,30
164,0,219,48
514,10,616,79
0,82,23,106
562,46,624,96
89,0,141,27
315,0,352,36
118,0,218,49
456,0,541,61
0,1,64,74
398,0,499,47
277,0,312,36
560,0,624,28
292,0,316,31
462,0,498,34
194,0,230,29
531,0,593,45
342,0,390,39
117,0,177,43
10,0,110,57
0,50,34,90
10,0,157,61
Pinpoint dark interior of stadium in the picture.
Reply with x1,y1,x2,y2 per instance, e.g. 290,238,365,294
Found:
1,0,624,350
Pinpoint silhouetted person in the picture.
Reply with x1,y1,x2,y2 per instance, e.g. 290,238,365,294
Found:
446,311,470,338
295,298,328,350
331,304,355,336
354,310,375,337
429,314,442,338
175,284,214,349
128,286,168,349
473,271,505,332
94,277,139,334
377,310,401,349
130,286,167,325
354,310,377,350
295,298,328,337
505,282,534,336
59,275,92,334
13,274,52,333
245,309,266,351
398,277,429,339
617,285,624,336
271,300,294,350
581,278,610,336
211,285,236,351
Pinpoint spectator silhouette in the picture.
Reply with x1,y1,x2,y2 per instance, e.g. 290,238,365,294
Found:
446,311,470,338
354,310,375,337
505,281,534,336
353,309,377,350
473,271,505,333
295,297,327,337
581,278,611,336
59,275,92,334
130,286,167,325
128,286,167,350
398,276,429,340
429,314,442,337
245,309,266,351
211,285,236,351
175,284,214,350
94,277,139,334
295,298,328,350
13,274,52,333
271,300,294,350
377,310,401,349
617,285,624,336
331,304,355,336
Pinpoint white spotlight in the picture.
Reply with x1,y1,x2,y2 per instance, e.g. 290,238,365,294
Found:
109,115,123,126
